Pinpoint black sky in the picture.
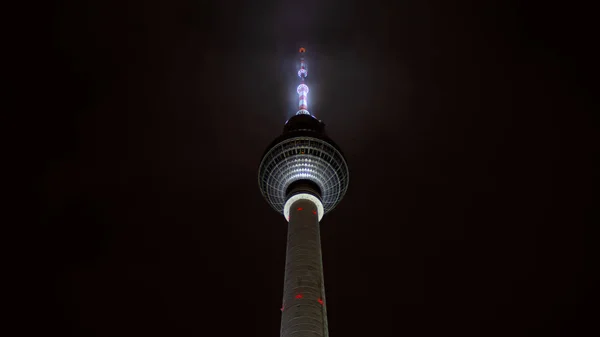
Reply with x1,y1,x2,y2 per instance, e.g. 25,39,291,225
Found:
24,0,595,336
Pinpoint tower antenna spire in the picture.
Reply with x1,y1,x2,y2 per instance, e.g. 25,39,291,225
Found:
296,47,310,115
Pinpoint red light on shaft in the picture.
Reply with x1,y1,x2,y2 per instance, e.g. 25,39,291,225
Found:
297,207,303,211
295,294,303,299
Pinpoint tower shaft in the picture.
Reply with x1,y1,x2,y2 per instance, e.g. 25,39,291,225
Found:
281,198,328,337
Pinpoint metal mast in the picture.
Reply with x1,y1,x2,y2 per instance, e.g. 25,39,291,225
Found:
296,47,310,115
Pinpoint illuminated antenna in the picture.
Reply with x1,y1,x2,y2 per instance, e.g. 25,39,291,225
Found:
296,47,310,115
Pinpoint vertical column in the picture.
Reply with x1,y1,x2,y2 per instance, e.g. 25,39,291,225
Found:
297,84,309,111
280,199,328,337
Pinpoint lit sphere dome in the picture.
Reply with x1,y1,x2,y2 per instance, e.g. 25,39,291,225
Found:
258,114,349,215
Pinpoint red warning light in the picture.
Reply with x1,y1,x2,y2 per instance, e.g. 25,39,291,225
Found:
295,294,303,299
299,47,306,53
312,210,317,215
297,207,303,211
318,298,324,305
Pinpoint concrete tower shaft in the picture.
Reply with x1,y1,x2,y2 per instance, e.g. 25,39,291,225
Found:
281,198,328,337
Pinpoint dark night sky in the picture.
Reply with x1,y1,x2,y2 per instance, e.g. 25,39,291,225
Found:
22,0,595,336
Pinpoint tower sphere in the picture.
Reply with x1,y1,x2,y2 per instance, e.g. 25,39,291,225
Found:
258,114,349,217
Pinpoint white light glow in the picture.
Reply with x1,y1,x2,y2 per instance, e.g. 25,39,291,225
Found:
284,193,324,222
297,84,309,94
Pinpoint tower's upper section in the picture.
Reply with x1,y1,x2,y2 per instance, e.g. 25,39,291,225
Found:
258,48,349,218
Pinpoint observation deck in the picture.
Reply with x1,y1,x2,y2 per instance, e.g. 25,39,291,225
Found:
258,114,349,216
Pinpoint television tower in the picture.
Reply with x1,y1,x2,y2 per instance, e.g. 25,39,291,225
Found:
258,48,349,337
